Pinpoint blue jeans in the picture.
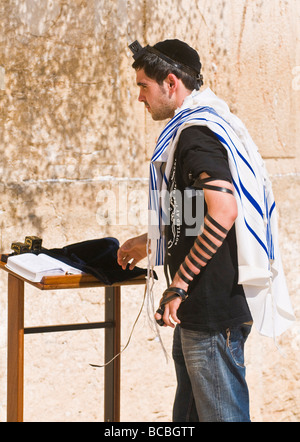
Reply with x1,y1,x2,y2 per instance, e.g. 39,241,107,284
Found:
172,324,252,422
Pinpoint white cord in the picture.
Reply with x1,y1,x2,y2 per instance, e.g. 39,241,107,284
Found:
90,283,148,368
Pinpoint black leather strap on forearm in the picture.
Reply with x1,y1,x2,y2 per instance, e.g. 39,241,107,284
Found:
206,213,229,235
174,175,234,286
156,287,188,326
176,212,229,285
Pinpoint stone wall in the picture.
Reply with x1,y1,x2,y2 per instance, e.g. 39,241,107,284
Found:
0,0,299,421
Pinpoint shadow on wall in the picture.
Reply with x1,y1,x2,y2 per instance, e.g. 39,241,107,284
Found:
0,0,147,237
143,0,233,95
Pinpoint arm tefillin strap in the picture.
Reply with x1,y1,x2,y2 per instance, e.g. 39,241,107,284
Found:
156,176,233,325
156,213,229,326
156,287,188,326
192,176,234,195
176,176,233,285
178,212,229,285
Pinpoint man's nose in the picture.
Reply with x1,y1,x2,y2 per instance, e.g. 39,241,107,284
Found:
138,91,144,102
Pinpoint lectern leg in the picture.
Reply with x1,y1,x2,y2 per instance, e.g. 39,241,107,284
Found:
7,274,24,422
104,286,121,422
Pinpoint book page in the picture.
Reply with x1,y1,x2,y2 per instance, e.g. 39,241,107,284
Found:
37,254,83,274
6,253,83,282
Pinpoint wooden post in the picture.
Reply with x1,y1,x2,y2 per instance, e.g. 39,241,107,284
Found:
104,286,121,422
7,274,25,422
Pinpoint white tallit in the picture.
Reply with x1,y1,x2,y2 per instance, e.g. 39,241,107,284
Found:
148,87,295,338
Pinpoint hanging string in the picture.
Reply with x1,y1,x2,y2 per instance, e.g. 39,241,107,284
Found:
90,239,169,368
90,283,148,368
145,239,169,363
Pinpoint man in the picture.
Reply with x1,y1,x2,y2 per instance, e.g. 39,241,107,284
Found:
117,39,294,422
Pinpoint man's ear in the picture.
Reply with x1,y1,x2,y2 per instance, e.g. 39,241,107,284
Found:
166,73,179,91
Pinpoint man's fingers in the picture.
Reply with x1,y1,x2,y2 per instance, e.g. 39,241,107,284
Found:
129,259,137,270
156,298,182,328
117,250,131,269
163,309,176,328
169,308,181,325
117,247,126,265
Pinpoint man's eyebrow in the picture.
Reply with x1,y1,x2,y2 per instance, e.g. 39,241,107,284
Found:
137,81,147,87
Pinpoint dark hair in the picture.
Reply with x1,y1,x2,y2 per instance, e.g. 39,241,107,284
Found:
132,52,203,91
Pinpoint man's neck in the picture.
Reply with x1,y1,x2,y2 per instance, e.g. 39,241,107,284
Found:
176,88,193,110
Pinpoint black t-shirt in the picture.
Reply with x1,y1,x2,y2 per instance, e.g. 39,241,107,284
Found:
166,125,252,331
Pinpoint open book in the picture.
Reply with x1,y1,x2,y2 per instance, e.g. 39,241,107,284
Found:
6,253,84,282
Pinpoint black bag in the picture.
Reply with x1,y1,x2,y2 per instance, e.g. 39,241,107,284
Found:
42,237,148,285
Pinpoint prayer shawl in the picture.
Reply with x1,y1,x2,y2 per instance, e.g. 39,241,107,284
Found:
148,87,295,338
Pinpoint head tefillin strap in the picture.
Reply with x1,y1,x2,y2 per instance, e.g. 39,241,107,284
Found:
129,39,202,81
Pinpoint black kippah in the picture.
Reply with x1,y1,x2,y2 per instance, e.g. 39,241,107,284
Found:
129,39,202,80
153,39,201,76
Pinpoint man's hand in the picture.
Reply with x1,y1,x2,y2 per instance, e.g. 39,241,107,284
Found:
117,233,148,270
154,273,189,328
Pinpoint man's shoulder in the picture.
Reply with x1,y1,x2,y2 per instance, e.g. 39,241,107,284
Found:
177,124,226,155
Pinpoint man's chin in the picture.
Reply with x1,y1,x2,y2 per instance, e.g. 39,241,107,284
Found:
150,110,164,121
152,114,168,121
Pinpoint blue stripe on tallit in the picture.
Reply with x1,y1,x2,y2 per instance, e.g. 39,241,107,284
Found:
149,106,274,264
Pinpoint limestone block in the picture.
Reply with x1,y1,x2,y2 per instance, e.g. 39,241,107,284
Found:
144,0,299,159
0,0,299,422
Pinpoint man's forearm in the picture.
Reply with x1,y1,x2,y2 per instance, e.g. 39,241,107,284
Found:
177,213,232,285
